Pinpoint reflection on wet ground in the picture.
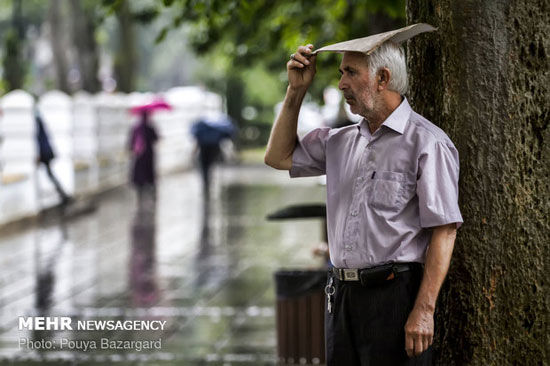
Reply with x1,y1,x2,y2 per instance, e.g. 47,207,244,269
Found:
0,164,326,365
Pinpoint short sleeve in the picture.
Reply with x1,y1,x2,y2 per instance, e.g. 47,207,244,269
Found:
417,140,463,228
289,127,330,178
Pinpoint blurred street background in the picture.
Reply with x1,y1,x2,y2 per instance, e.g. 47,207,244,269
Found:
0,160,327,365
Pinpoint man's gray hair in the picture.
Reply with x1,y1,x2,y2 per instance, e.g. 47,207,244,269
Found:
366,42,408,95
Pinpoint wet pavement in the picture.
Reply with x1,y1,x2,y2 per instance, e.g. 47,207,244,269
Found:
0,163,326,365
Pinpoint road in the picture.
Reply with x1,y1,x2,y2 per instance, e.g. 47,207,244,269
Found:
0,163,326,365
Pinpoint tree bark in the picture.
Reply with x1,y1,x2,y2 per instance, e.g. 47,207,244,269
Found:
69,0,100,93
406,1,549,364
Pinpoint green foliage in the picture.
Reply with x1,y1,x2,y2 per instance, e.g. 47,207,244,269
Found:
159,0,405,66
100,0,162,24
242,65,285,107
0,79,7,95
158,0,406,113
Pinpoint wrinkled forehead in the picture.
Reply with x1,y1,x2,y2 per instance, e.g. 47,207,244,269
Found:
339,51,369,68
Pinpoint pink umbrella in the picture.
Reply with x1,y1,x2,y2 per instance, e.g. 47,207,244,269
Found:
130,98,172,115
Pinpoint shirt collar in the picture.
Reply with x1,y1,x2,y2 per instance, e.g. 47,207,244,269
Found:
358,97,412,137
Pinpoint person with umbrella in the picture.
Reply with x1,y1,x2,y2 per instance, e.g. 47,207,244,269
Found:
190,112,235,200
128,99,170,204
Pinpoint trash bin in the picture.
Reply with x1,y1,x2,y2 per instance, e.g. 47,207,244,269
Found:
274,270,327,365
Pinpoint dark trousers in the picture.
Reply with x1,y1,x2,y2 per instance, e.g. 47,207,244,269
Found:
43,161,69,202
325,267,432,366
198,145,220,199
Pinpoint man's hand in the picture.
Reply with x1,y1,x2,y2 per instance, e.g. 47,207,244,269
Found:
404,223,457,358
287,44,316,91
264,44,317,170
404,306,434,357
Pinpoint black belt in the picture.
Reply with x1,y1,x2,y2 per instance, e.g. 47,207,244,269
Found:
331,263,419,284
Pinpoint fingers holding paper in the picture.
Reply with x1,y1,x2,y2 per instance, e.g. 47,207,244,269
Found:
287,44,316,91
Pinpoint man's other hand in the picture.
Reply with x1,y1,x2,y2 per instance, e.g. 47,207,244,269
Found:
404,306,434,357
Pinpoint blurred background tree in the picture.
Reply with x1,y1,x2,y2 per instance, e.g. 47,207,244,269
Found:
69,0,102,93
0,0,405,146
0,0,46,91
2,0,26,91
157,0,405,140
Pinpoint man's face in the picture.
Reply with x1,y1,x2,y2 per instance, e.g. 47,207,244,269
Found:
338,52,379,117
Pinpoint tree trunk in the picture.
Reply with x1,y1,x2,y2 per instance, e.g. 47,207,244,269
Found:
226,75,244,128
3,0,26,91
226,75,244,149
406,1,549,365
69,0,100,93
114,0,136,93
49,0,71,93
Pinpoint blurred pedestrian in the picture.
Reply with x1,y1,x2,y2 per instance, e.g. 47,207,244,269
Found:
35,111,71,205
191,113,235,199
129,111,159,203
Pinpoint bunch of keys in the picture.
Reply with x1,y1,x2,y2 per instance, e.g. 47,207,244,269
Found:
324,276,336,314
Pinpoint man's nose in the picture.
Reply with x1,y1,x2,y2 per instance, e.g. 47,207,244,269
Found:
338,77,346,90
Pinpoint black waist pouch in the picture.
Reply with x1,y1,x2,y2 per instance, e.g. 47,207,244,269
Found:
359,264,395,287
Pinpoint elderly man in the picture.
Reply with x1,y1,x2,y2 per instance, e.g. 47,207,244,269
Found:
265,24,463,365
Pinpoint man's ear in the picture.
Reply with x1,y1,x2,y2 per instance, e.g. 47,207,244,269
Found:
377,68,391,90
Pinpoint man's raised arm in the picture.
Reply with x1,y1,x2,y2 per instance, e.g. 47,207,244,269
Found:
264,45,316,170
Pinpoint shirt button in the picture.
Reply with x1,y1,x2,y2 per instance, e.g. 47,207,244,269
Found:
351,210,358,216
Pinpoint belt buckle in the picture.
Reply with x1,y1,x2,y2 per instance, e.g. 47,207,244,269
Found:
343,268,359,281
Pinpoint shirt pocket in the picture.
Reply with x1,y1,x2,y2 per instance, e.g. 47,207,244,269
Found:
368,171,407,211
